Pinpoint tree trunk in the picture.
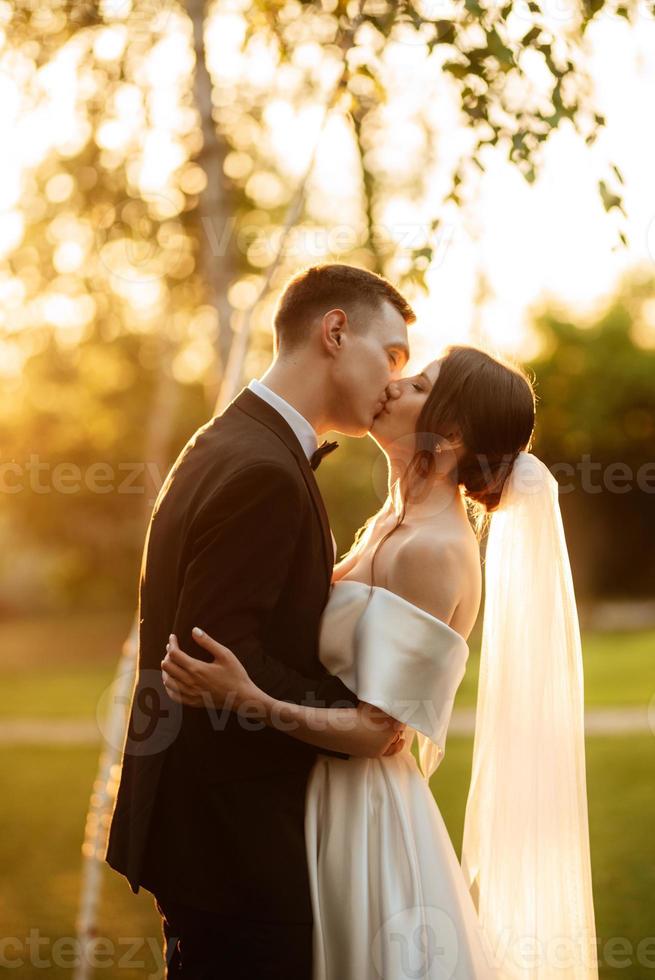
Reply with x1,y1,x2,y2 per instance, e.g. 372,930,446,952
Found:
188,0,237,411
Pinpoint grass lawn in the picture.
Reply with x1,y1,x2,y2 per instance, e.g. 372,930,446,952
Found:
455,627,655,710
0,613,653,977
0,745,163,978
433,737,655,980
0,737,653,978
1,612,652,721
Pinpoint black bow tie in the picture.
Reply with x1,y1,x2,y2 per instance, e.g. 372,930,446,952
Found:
310,439,339,470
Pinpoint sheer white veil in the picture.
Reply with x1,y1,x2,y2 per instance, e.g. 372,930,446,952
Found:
461,451,599,979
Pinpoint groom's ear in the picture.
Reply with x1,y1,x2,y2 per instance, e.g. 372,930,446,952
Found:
321,308,348,355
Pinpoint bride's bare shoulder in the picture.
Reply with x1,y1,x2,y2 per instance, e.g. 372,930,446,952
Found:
386,525,480,627
393,520,480,574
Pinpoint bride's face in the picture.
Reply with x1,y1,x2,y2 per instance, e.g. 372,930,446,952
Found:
370,358,442,450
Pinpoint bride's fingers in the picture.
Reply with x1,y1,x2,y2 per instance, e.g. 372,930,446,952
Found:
165,682,204,708
162,671,198,700
162,650,197,688
166,635,200,671
162,670,209,706
191,627,234,661
382,736,405,757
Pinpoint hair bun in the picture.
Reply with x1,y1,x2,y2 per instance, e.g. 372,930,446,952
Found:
460,451,520,514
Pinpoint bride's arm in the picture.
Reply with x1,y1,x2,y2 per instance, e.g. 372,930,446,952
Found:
162,630,406,759
331,550,360,583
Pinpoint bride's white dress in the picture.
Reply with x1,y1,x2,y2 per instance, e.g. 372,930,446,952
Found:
305,579,498,980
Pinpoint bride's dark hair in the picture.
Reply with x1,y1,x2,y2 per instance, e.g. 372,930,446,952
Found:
418,344,536,516
345,345,536,588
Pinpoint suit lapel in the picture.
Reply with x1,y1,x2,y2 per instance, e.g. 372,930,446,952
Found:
228,387,334,581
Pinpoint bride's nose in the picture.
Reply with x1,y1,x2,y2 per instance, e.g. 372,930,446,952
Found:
385,381,402,401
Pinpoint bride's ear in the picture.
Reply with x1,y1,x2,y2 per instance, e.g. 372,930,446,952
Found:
439,426,464,452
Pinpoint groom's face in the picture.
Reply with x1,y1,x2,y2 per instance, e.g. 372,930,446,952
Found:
329,300,410,436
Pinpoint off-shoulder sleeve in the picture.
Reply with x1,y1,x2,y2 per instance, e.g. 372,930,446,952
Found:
318,584,469,780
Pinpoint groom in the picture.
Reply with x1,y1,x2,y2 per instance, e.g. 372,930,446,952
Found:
105,263,415,978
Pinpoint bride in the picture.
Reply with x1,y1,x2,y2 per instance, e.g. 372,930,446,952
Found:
162,345,599,980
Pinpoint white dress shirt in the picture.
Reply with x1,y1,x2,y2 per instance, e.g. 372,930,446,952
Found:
247,378,319,461
247,377,336,560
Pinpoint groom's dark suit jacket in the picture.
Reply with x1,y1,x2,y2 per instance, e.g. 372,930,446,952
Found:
105,387,359,922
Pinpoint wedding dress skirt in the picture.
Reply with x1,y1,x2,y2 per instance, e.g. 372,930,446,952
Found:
305,580,498,980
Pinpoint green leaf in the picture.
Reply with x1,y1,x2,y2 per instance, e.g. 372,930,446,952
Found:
487,27,514,67
522,26,542,45
443,60,469,79
434,20,456,42
598,179,622,213
611,163,625,185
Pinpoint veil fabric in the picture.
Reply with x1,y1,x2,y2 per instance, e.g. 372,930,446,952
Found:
461,452,599,979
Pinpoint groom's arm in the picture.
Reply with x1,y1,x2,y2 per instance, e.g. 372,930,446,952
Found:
173,461,359,718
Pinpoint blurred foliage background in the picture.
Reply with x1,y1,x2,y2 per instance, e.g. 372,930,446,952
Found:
0,0,653,976
1,0,650,613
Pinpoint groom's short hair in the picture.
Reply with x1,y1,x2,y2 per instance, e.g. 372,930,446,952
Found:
274,264,415,351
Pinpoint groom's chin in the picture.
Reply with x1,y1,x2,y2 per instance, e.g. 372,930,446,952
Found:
344,419,374,438
351,426,372,439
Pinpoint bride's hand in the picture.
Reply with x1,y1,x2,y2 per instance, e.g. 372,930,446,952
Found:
161,628,258,710
354,701,407,758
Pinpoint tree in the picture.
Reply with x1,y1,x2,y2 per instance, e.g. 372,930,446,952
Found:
528,271,655,597
0,0,631,610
